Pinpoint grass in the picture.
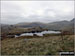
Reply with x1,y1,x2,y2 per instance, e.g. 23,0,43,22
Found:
1,35,74,55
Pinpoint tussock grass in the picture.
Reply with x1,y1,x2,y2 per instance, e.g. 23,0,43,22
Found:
1,35,74,55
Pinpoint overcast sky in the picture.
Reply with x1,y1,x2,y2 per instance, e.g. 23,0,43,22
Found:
1,1,74,24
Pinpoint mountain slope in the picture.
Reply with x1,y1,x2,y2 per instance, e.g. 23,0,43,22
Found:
15,18,75,32
45,20,70,30
62,18,75,34
15,22,47,28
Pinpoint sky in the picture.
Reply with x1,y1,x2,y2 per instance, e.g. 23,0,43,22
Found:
1,1,74,24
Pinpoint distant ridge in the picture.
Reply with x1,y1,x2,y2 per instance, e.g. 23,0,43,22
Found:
1,18,75,34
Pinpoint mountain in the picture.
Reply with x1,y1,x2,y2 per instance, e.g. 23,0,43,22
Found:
45,20,70,30
71,18,75,23
15,18,75,31
1,24,16,34
63,18,75,34
15,22,47,28
1,18,75,35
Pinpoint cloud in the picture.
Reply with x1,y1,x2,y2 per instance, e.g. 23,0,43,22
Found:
1,1,74,24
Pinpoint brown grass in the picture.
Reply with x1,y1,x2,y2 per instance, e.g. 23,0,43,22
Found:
1,35,74,55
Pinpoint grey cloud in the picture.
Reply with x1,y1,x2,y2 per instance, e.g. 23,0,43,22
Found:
1,1,74,24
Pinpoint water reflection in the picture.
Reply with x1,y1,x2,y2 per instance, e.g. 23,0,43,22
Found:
15,31,61,37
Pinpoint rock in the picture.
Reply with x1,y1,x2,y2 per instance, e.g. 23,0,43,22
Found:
7,35,15,38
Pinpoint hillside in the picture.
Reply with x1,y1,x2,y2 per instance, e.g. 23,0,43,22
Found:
15,22,47,28
63,18,75,34
45,20,70,30
1,18,75,35
15,18,75,31
1,35,74,55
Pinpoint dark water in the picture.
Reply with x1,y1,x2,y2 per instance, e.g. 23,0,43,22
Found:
15,31,61,37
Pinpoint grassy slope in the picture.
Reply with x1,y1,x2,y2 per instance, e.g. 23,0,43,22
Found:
1,35,74,55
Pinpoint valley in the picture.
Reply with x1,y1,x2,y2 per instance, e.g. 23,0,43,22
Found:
1,18,75,55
